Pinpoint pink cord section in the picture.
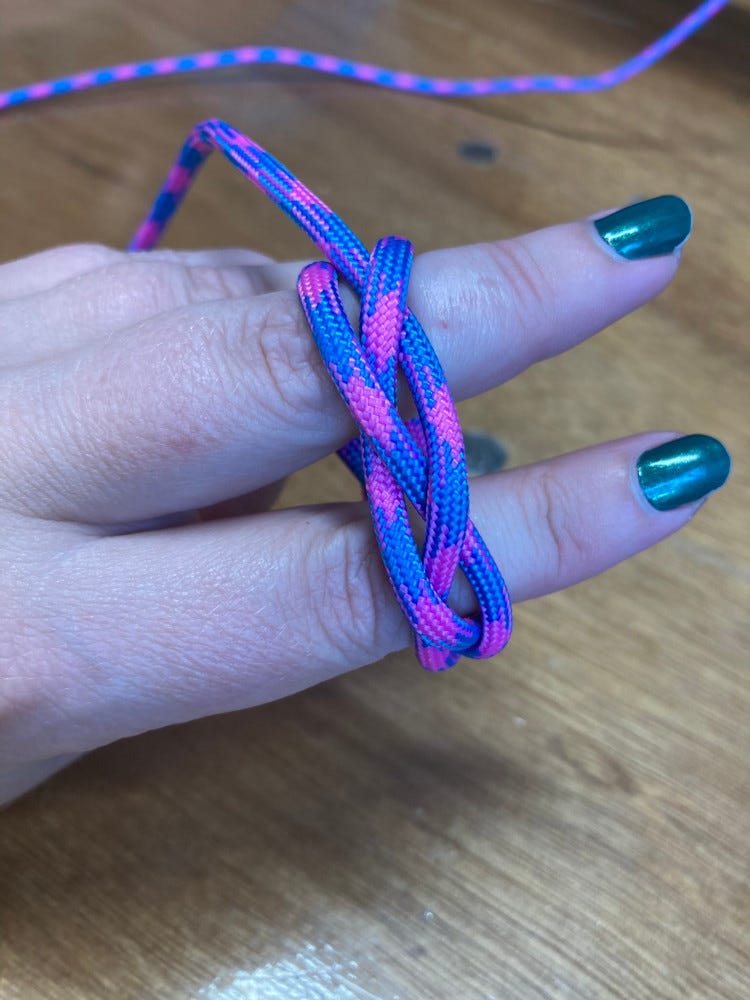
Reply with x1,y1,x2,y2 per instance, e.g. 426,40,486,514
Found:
0,1,729,111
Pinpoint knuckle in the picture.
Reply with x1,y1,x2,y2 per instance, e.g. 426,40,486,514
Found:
244,291,333,429
529,469,590,578
94,260,183,318
482,237,555,337
53,243,122,273
309,510,393,664
94,260,242,318
0,539,70,746
174,262,259,302
0,374,68,514
63,258,255,327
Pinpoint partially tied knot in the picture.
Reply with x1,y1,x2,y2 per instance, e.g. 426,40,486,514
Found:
298,237,512,670
129,119,512,670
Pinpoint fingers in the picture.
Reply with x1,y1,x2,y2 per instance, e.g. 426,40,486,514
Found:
13,432,727,760
0,246,274,366
3,209,684,524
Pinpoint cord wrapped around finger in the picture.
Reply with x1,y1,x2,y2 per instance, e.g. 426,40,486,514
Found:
298,238,512,670
129,119,512,670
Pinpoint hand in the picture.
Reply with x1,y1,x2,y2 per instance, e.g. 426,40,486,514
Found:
0,196,730,805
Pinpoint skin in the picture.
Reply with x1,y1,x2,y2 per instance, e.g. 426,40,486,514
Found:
0,215,709,806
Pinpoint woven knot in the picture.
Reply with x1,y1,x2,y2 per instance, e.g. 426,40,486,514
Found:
298,236,512,670
128,119,512,669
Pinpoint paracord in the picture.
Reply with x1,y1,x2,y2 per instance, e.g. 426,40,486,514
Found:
129,120,512,670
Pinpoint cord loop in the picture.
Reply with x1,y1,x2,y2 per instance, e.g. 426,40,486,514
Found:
298,236,512,669
130,119,512,669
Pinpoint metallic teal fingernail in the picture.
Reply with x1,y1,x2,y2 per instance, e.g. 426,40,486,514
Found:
637,434,731,511
594,195,692,260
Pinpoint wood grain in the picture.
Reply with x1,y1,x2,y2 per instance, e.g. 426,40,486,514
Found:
0,2,747,998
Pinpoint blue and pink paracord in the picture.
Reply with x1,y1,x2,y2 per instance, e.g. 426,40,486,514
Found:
0,0,729,669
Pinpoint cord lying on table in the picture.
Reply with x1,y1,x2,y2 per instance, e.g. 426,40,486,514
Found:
0,0,728,108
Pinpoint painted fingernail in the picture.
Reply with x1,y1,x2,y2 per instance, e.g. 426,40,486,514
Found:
637,434,731,511
595,195,692,260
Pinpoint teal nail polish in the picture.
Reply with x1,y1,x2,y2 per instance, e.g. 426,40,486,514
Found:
637,434,731,511
595,195,692,260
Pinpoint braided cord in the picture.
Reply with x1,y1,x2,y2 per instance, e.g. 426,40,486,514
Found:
128,120,512,669
0,1,728,111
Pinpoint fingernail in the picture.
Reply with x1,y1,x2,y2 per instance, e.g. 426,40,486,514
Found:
637,434,731,511
595,195,692,260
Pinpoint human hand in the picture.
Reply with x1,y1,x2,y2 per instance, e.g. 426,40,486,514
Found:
0,196,730,805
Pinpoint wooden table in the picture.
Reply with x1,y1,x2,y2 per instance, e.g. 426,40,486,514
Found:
1,2,747,997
